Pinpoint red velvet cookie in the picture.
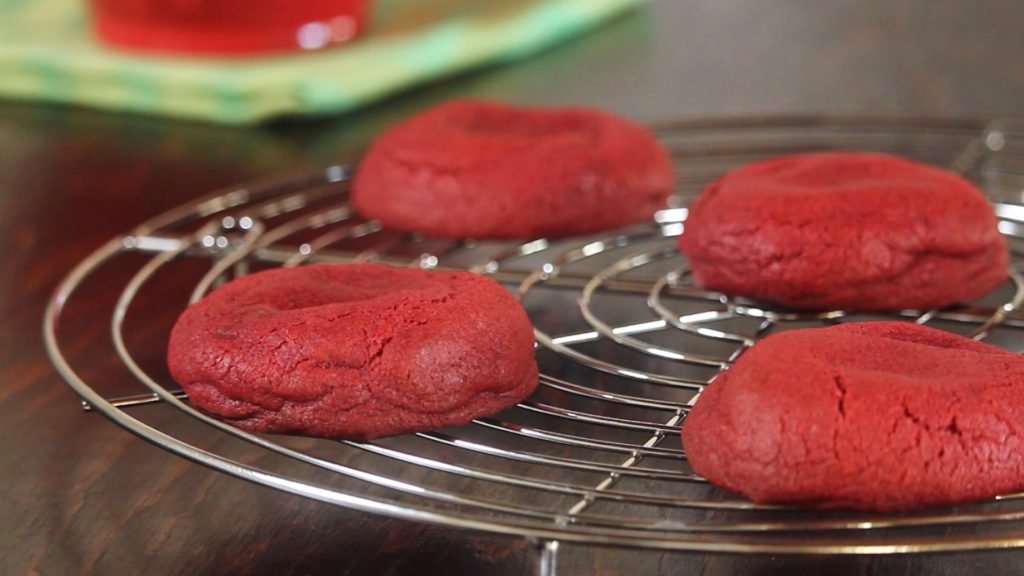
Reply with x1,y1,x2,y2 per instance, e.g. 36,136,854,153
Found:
679,152,1008,311
167,263,538,440
352,100,675,239
683,322,1024,511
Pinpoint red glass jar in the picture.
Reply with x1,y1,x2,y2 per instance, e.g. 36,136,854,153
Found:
89,0,370,55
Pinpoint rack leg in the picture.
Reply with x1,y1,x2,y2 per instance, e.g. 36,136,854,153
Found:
533,539,559,576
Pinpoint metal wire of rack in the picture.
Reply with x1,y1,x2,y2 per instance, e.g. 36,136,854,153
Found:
44,116,1024,575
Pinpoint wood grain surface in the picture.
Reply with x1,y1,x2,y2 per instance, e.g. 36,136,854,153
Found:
4,1,1024,574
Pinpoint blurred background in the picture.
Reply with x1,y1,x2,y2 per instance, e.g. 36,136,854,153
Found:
3,0,1024,574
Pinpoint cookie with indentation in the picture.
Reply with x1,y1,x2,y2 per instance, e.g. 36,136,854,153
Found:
167,263,538,439
352,99,675,239
679,152,1007,311
682,321,1024,511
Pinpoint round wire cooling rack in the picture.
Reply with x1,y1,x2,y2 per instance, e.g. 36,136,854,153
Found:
43,115,1024,572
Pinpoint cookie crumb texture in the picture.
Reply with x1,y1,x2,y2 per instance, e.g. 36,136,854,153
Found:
167,264,538,440
679,152,1008,311
682,322,1024,511
352,99,675,239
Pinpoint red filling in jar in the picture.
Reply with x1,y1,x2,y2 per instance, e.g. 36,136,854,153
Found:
88,0,371,56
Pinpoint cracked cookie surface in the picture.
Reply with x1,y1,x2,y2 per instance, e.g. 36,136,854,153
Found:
352,100,675,239
167,263,538,440
679,152,1007,311
682,321,1024,511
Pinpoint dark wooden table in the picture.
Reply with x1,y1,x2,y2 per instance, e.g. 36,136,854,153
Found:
4,1,1024,574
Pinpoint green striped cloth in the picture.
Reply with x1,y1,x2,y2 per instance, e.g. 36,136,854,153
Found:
0,0,643,124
